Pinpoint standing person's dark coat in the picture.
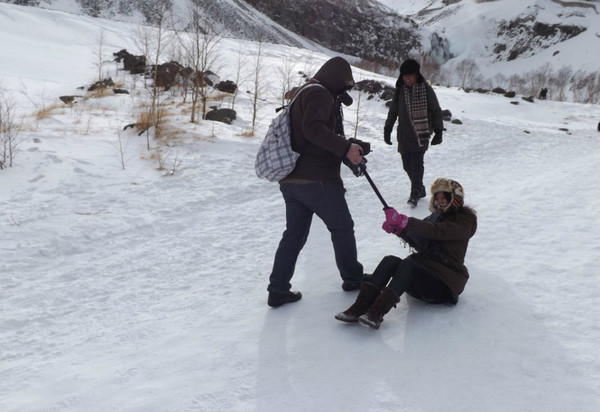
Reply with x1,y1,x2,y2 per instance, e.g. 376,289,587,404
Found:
384,59,444,207
267,57,365,308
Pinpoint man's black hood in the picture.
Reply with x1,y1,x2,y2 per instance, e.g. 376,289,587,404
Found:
312,57,355,95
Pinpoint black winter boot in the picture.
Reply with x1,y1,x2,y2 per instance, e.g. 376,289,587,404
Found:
335,283,380,323
358,287,400,329
342,273,370,291
268,290,302,308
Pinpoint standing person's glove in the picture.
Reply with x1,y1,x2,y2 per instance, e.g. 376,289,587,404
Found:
348,138,371,156
343,157,367,177
382,207,408,234
384,133,392,145
431,130,443,145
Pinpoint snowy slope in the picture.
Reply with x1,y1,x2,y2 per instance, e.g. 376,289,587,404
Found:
380,0,600,76
8,0,600,82
1,3,600,412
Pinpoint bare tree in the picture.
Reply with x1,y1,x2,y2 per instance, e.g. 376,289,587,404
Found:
175,0,222,122
508,74,526,95
554,66,572,102
132,0,173,149
351,90,363,140
493,73,508,90
571,71,600,104
250,40,265,136
114,120,126,170
132,24,153,88
275,54,299,106
525,66,552,97
148,2,169,142
231,43,248,111
96,29,106,81
436,66,452,88
419,54,441,84
455,58,480,89
0,93,23,169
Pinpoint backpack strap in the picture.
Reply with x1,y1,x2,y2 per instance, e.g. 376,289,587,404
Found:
278,83,327,112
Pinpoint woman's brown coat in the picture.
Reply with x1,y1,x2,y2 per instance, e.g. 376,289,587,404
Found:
400,207,477,302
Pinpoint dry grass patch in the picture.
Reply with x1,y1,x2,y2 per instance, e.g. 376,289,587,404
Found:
35,104,63,120
207,92,232,102
155,125,187,145
135,110,157,133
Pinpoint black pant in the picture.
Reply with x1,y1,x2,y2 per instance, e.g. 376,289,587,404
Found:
268,182,363,292
369,255,453,304
400,151,425,197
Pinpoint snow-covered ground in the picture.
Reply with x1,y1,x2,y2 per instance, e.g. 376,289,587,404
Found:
1,3,600,412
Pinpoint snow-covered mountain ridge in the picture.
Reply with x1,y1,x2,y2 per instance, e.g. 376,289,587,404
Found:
4,0,600,84
385,0,600,75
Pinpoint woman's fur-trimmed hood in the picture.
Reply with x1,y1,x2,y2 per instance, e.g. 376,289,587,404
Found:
428,178,465,214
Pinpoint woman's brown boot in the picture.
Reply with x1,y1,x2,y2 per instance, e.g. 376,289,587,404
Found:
358,287,400,329
335,283,380,323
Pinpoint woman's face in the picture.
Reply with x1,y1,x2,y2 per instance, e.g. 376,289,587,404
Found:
402,73,418,87
435,192,449,209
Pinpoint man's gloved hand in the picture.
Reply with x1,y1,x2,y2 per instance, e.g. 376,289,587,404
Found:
431,130,443,145
384,133,392,145
348,138,371,156
382,207,408,234
343,157,367,177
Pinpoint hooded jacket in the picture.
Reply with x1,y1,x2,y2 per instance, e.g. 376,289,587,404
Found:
281,57,355,184
384,74,443,153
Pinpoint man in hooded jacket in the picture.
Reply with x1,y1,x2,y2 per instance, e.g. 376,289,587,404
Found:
267,57,365,307
384,59,444,207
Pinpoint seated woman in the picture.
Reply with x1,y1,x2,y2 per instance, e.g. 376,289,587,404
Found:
335,178,477,329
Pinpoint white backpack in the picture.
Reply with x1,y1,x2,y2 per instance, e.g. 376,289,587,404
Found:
255,84,325,182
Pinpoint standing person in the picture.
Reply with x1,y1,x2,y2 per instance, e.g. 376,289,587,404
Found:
384,58,444,207
267,56,367,308
335,178,477,329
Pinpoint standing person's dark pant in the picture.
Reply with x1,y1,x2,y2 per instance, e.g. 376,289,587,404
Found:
369,255,452,304
400,151,425,197
268,182,363,293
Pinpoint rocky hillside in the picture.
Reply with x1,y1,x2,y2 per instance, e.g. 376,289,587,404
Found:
3,0,600,79
2,0,422,67
393,0,600,73
242,0,421,66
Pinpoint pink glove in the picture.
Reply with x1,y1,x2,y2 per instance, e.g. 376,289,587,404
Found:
382,207,408,234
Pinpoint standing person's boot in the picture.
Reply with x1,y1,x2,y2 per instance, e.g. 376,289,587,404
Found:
408,187,426,208
342,273,370,291
335,283,380,323
268,290,302,307
407,196,418,208
358,287,400,329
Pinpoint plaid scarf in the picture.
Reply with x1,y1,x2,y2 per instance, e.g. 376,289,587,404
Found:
404,83,429,147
